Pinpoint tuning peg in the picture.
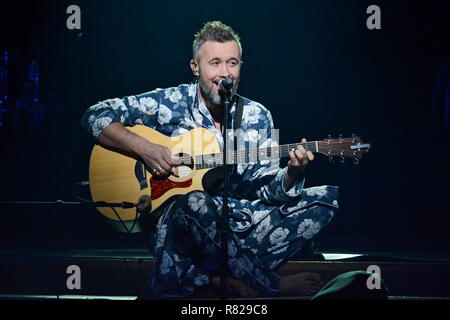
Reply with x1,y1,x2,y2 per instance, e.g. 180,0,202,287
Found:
353,158,360,166
339,134,343,143
351,133,356,143
340,156,347,165
329,156,335,164
327,134,332,141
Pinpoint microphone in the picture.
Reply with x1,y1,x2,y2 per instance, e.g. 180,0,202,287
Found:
214,77,234,93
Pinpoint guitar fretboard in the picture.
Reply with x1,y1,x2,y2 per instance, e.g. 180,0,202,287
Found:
194,142,318,169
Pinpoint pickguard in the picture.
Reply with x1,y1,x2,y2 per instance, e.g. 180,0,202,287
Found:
150,177,193,200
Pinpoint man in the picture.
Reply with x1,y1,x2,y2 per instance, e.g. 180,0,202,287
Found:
81,21,339,298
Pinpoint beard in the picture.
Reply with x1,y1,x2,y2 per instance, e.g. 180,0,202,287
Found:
198,74,240,107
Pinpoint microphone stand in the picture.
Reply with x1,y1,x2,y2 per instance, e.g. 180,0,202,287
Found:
219,88,233,300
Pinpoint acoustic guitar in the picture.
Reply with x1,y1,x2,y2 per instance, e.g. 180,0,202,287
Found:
88,126,370,226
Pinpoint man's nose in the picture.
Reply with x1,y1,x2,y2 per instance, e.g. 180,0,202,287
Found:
219,63,231,78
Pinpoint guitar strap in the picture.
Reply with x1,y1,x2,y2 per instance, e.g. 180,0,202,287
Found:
232,94,244,173
233,94,244,132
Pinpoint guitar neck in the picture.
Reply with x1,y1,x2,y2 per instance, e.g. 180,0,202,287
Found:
195,142,317,169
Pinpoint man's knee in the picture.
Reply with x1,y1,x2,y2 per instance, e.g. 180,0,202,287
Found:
173,191,219,219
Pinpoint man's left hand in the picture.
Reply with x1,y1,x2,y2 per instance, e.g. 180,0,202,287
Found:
284,138,314,190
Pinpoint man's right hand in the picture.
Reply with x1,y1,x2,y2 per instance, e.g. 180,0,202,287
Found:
97,122,177,177
136,140,176,176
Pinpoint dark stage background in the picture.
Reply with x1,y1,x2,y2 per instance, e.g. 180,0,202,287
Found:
0,0,449,255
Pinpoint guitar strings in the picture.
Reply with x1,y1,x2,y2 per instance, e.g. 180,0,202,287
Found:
171,141,364,167
174,142,317,165
166,145,364,176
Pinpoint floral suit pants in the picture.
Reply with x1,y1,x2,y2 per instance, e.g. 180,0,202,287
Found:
149,189,338,298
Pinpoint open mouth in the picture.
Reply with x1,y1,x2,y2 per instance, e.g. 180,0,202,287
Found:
212,81,220,92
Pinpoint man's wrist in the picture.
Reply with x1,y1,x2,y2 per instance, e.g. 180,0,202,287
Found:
284,168,305,191
286,167,305,179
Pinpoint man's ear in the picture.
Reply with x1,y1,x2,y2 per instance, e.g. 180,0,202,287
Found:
190,59,199,76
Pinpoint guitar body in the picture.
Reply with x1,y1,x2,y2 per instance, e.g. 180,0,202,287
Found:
88,125,370,230
89,126,220,223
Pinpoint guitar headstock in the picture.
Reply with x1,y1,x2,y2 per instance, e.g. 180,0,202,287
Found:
317,134,371,164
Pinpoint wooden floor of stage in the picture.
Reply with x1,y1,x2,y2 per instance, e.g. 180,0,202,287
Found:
1,246,450,300
1,198,449,300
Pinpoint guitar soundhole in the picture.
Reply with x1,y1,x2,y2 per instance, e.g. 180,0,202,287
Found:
172,152,194,178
